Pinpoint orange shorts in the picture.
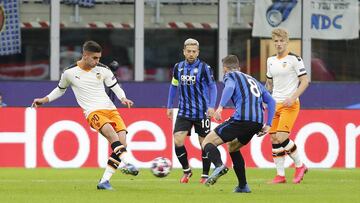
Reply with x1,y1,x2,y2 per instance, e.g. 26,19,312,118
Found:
269,100,300,134
87,109,126,133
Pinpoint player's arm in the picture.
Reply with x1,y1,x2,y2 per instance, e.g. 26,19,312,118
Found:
104,69,133,108
284,57,309,106
205,65,217,118
166,64,179,119
257,85,276,137
265,78,273,93
290,74,309,101
265,58,273,93
215,77,235,121
110,84,133,108
166,78,178,119
32,72,69,107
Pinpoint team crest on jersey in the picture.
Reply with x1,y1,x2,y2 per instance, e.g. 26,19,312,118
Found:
96,72,102,80
282,62,287,68
193,68,198,74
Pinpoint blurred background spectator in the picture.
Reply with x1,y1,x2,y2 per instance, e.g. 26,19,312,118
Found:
0,93,7,107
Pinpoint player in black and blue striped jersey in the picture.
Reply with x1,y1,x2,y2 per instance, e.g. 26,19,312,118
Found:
167,38,217,184
202,55,276,193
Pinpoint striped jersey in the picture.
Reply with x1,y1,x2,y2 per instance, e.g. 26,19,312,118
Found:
57,62,118,118
266,52,307,102
171,59,215,119
223,71,269,123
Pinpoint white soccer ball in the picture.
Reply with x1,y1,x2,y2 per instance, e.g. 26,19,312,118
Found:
150,157,172,178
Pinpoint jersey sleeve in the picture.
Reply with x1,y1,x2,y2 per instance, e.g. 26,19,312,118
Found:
104,68,118,88
293,56,307,77
204,64,216,85
257,81,269,96
219,74,235,107
58,70,71,89
266,58,272,79
171,63,179,86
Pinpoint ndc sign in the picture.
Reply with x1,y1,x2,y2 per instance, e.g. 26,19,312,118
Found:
311,14,343,30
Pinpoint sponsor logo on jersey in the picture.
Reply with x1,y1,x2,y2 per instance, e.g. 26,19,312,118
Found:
181,75,196,85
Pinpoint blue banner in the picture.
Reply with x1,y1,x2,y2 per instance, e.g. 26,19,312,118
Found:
0,81,359,109
0,0,21,56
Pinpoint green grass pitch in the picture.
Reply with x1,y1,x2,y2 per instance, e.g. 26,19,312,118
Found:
0,168,359,203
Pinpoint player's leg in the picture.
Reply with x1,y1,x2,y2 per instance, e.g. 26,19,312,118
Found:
202,131,224,167
227,121,262,193
202,119,245,186
173,117,192,183
269,105,286,184
88,110,138,190
116,130,138,175
197,136,210,183
99,111,137,187
100,123,138,174
111,111,139,176
202,130,228,186
278,100,307,183
228,139,249,192
97,130,126,186
194,117,211,184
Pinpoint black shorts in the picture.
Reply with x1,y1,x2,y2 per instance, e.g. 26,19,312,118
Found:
214,118,263,145
173,116,211,137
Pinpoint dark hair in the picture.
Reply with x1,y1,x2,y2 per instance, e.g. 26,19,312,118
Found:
222,55,239,70
82,40,102,53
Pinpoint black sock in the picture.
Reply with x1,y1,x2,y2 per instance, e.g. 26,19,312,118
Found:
111,141,127,158
201,150,211,176
175,145,190,170
107,152,121,170
230,151,247,187
203,143,223,167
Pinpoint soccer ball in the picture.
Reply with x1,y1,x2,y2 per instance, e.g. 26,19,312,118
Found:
150,157,172,178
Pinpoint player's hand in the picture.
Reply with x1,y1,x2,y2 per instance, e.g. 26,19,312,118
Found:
214,107,223,121
283,97,295,107
207,108,215,118
121,98,134,108
167,109,173,119
31,97,48,108
257,125,271,137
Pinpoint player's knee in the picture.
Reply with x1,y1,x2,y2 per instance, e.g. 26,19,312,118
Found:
227,141,241,152
201,138,211,149
277,132,289,142
270,133,279,143
174,140,183,147
174,134,185,147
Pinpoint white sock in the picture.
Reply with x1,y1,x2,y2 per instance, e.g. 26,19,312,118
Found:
118,161,125,169
273,156,285,176
272,147,285,176
119,152,132,165
288,150,302,168
100,166,116,183
283,140,303,168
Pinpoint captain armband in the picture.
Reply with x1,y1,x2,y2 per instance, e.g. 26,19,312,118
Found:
171,77,179,86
